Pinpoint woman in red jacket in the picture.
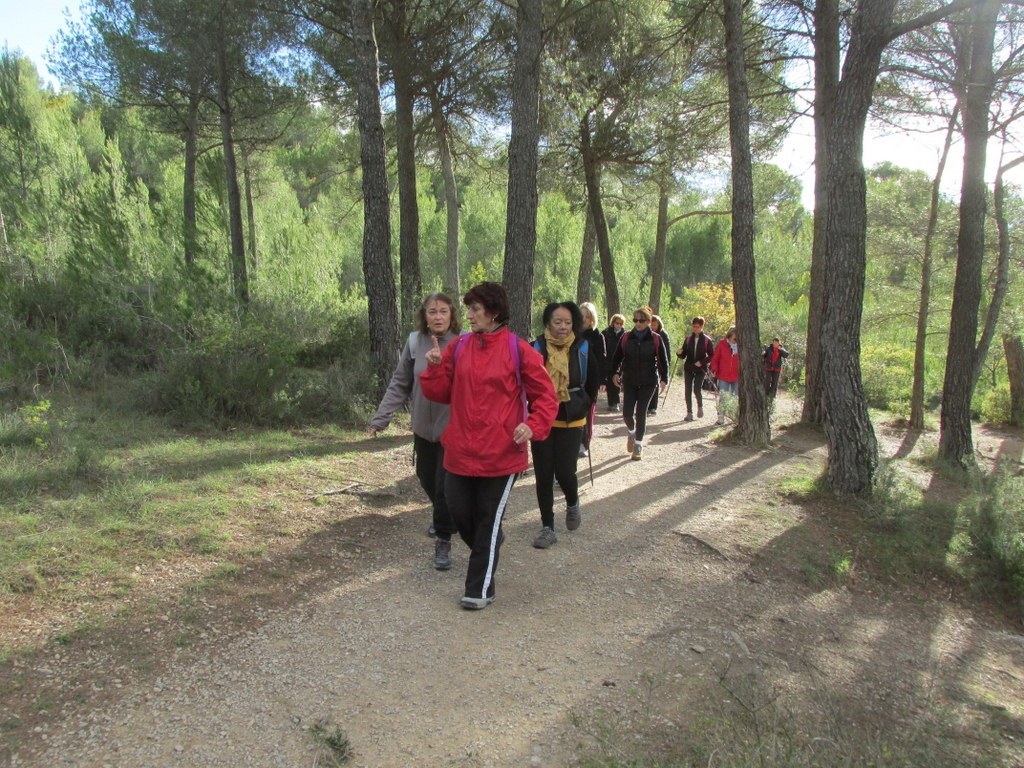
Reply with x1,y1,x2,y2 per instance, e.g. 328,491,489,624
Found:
421,282,558,610
709,326,739,425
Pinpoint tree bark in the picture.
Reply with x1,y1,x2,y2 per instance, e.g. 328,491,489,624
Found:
350,0,400,398
803,0,839,424
1005,334,1024,427
502,0,543,337
182,95,201,269
581,115,619,317
430,89,460,298
243,156,257,282
648,184,669,314
576,204,596,304
910,108,957,429
215,30,248,304
938,0,1000,469
723,0,769,447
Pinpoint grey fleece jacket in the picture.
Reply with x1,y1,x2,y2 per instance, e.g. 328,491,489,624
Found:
370,330,457,442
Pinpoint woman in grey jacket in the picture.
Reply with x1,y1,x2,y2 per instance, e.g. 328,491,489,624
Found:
370,293,460,570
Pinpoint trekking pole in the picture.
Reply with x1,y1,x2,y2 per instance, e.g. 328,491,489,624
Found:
662,358,680,403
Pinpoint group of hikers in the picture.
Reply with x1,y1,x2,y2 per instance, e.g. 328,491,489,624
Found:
369,282,789,611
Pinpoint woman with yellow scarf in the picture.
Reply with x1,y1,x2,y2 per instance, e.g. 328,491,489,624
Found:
529,302,600,549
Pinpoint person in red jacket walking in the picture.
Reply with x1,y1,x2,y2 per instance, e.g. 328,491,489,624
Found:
709,326,739,425
421,282,558,610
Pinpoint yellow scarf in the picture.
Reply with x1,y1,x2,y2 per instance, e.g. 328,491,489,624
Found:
544,330,575,402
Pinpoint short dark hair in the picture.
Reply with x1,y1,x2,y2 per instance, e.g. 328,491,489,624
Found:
691,316,705,326
462,282,510,324
541,301,584,333
417,292,460,335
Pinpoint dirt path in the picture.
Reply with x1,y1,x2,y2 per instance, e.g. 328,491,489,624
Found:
4,396,1024,767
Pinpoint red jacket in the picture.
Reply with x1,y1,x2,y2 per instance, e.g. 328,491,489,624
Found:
710,338,739,383
420,327,558,477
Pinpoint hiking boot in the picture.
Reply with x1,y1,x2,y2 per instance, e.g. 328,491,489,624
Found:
626,433,636,454
697,407,704,418
460,595,495,610
606,403,617,413
427,523,436,538
684,412,694,422
716,414,725,425
566,503,581,531
631,446,643,461
433,538,452,570
533,526,558,549
648,409,657,417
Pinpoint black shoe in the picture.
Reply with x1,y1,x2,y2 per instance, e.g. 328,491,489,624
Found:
648,409,657,416
433,538,452,570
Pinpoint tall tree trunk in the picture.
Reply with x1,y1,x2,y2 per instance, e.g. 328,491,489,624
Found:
938,0,1000,469
818,1,893,495
243,156,257,282
910,108,957,429
581,115,620,316
803,0,839,424
502,0,543,338
576,204,595,303
351,0,400,398
390,0,422,329
723,0,769,447
648,183,669,314
1005,334,1024,427
215,33,248,304
430,89,460,298
182,95,201,269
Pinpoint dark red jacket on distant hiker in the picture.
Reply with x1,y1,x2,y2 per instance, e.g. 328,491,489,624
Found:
420,326,558,477
710,338,739,383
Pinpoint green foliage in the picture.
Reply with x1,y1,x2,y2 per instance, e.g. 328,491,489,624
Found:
967,469,1024,612
861,345,915,414
980,384,1012,424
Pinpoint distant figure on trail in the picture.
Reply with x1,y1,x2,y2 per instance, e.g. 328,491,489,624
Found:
369,293,460,570
420,282,558,611
610,306,668,461
676,316,714,422
647,315,671,417
578,302,606,459
762,337,790,399
530,301,600,549
602,314,626,413
710,326,739,426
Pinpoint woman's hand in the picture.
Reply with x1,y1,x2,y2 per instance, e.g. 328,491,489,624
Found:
612,374,621,388
425,335,443,366
512,423,533,445
660,381,667,393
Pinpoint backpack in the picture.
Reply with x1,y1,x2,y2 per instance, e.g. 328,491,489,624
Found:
618,328,661,357
452,331,528,422
532,337,591,423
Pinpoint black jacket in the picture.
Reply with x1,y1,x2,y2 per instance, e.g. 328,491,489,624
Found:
582,326,607,385
532,335,601,423
678,332,714,374
611,329,669,389
602,325,624,383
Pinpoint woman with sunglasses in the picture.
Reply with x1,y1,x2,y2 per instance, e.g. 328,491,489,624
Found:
610,306,668,460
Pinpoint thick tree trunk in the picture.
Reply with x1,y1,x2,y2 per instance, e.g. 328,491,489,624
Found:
389,0,422,329
215,36,248,305
1005,334,1024,427
910,110,957,429
803,0,839,424
182,96,200,269
581,116,619,316
648,185,669,314
576,204,595,304
938,0,999,469
243,157,257,282
723,0,769,447
818,0,893,495
430,91,460,298
351,0,400,398
502,0,543,338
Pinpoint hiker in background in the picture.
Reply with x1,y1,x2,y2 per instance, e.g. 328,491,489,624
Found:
530,301,600,549
762,337,790,399
610,306,668,461
420,282,558,610
647,315,671,417
370,293,460,571
578,302,606,458
710,326,740,426
602,314,626,412
676,316,714,422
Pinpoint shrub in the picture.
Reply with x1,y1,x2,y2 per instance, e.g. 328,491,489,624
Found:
968,469,1024,614
980,384,1012,425
861,344,915,413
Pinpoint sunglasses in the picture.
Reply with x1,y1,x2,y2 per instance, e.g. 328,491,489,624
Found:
633,317,648,323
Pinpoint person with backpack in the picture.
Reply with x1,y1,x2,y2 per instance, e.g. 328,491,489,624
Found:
578,302,607,458
762,337,790,399
530,302,600,549
710,326,740,425
420,282,558,610
610,306,668,461
369,293,460,571
602,314,626,412
676,316,714,421
647,315,671,417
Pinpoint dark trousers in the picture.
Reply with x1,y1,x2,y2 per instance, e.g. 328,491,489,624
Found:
445,472,516,600
531,426,582,529
765,370,781,398
648,388,659,413
684,368,707,414
623,384,658,442
606,376,621,407
413,435,455,539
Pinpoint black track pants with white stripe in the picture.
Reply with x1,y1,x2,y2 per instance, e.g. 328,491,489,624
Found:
445,472,517,600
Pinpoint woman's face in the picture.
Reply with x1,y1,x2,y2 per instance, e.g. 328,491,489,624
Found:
547,307,574,340
651,319,662,333
582,310,594,330
691,322,703,335
613,318,624,331
727,331,738,342
425,300,452,334
466,302,495,332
